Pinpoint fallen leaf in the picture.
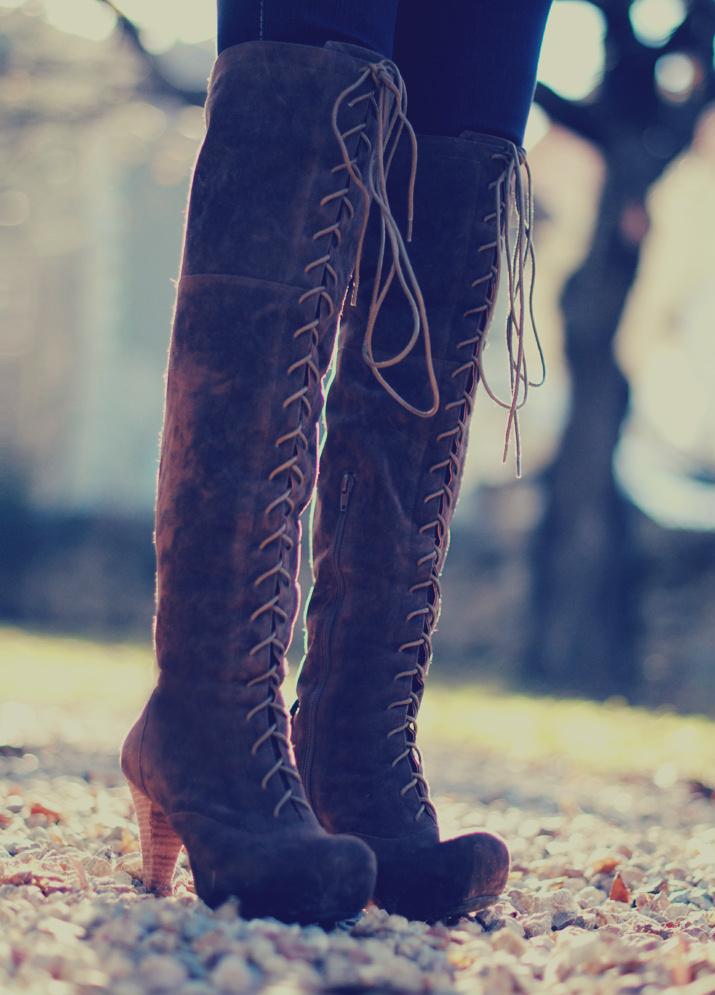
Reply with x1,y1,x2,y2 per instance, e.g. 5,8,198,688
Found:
593,856,620,875
0,867,71,895
609,872,632,903
29,802,62,823
116,827,138,855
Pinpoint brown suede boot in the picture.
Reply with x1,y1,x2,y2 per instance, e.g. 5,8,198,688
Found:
121,39,424,925
292,130,540,922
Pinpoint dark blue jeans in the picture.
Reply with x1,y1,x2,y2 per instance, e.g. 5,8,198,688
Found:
216,0,552,145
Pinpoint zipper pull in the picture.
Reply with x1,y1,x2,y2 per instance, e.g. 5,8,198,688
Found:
289,698,300,718
339,471,355,512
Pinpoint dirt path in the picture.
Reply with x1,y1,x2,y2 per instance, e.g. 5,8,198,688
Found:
1,702,715,994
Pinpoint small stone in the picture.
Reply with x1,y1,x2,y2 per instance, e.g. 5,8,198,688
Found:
501,916,526,938
112,983,145,995
490,927,528,956
693,890,714,909
524,912,553,937
577,886,607,908
111,871,133,886
178,984,215,995
550,888,580,915
214,899,240,921
210,954,252,993
508,888,538,914
552,912,588,931
139,953,188,991
84,857,112,877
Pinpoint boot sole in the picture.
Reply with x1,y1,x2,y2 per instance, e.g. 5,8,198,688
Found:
128,782,376,924
442,893,502,921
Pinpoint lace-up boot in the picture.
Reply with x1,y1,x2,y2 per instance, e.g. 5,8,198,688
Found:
121,39,422,924
293,130,541,922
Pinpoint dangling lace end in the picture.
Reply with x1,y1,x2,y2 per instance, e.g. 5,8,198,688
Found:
331,56,438,418
405,125,418,245
502,411,523,479
479,145,544,476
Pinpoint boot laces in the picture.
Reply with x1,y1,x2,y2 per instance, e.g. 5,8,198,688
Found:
474,147,545,476
332,59,440,419
245,660,311,818
385,146,546,818
247,59,413,819
387,654,436,822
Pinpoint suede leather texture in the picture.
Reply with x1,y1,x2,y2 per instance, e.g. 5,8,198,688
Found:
121,38,396,922
293,131,514,919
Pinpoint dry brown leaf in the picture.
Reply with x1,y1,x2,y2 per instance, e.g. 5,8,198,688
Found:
609,872,632,903
593,856,620,875
0,867,71,895
116,827,138,855
29,803,61,823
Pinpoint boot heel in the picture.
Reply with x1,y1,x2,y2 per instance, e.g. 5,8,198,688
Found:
127,782,183,896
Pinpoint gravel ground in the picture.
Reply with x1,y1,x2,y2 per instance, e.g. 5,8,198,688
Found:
2,700,715,995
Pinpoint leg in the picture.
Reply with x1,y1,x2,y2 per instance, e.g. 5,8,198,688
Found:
121,16,421,922
217,0,399,57
293,2,552,920
394,0,553,145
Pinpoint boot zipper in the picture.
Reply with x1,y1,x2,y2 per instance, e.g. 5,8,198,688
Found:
339,470,355,512
299,470,355,802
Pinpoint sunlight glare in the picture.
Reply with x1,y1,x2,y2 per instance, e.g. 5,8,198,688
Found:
110,0,213,47
655,52,699,101
630,0,686,47
37,0,213,47
42,0,115,42
524,104,549,150
537,1,606,102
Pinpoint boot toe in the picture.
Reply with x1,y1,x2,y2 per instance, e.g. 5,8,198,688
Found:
303,833,378,925
368,829,510,922
176,814,376,924
223,833,377,925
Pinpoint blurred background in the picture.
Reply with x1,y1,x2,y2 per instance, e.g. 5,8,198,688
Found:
2,0,714,714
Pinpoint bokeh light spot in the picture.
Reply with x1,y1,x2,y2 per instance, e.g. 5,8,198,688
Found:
42,0,115,42
630,0,686,47
537,1,606,102
655,52,700,102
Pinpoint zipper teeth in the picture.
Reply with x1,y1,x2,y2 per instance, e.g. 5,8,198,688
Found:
302,470,355,801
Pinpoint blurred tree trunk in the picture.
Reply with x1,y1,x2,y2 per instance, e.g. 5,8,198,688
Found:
527,154,644,698
523,0,715,699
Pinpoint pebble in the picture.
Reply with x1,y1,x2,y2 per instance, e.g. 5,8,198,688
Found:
2,716,715,995
138,954,188,990
210,955,252,993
